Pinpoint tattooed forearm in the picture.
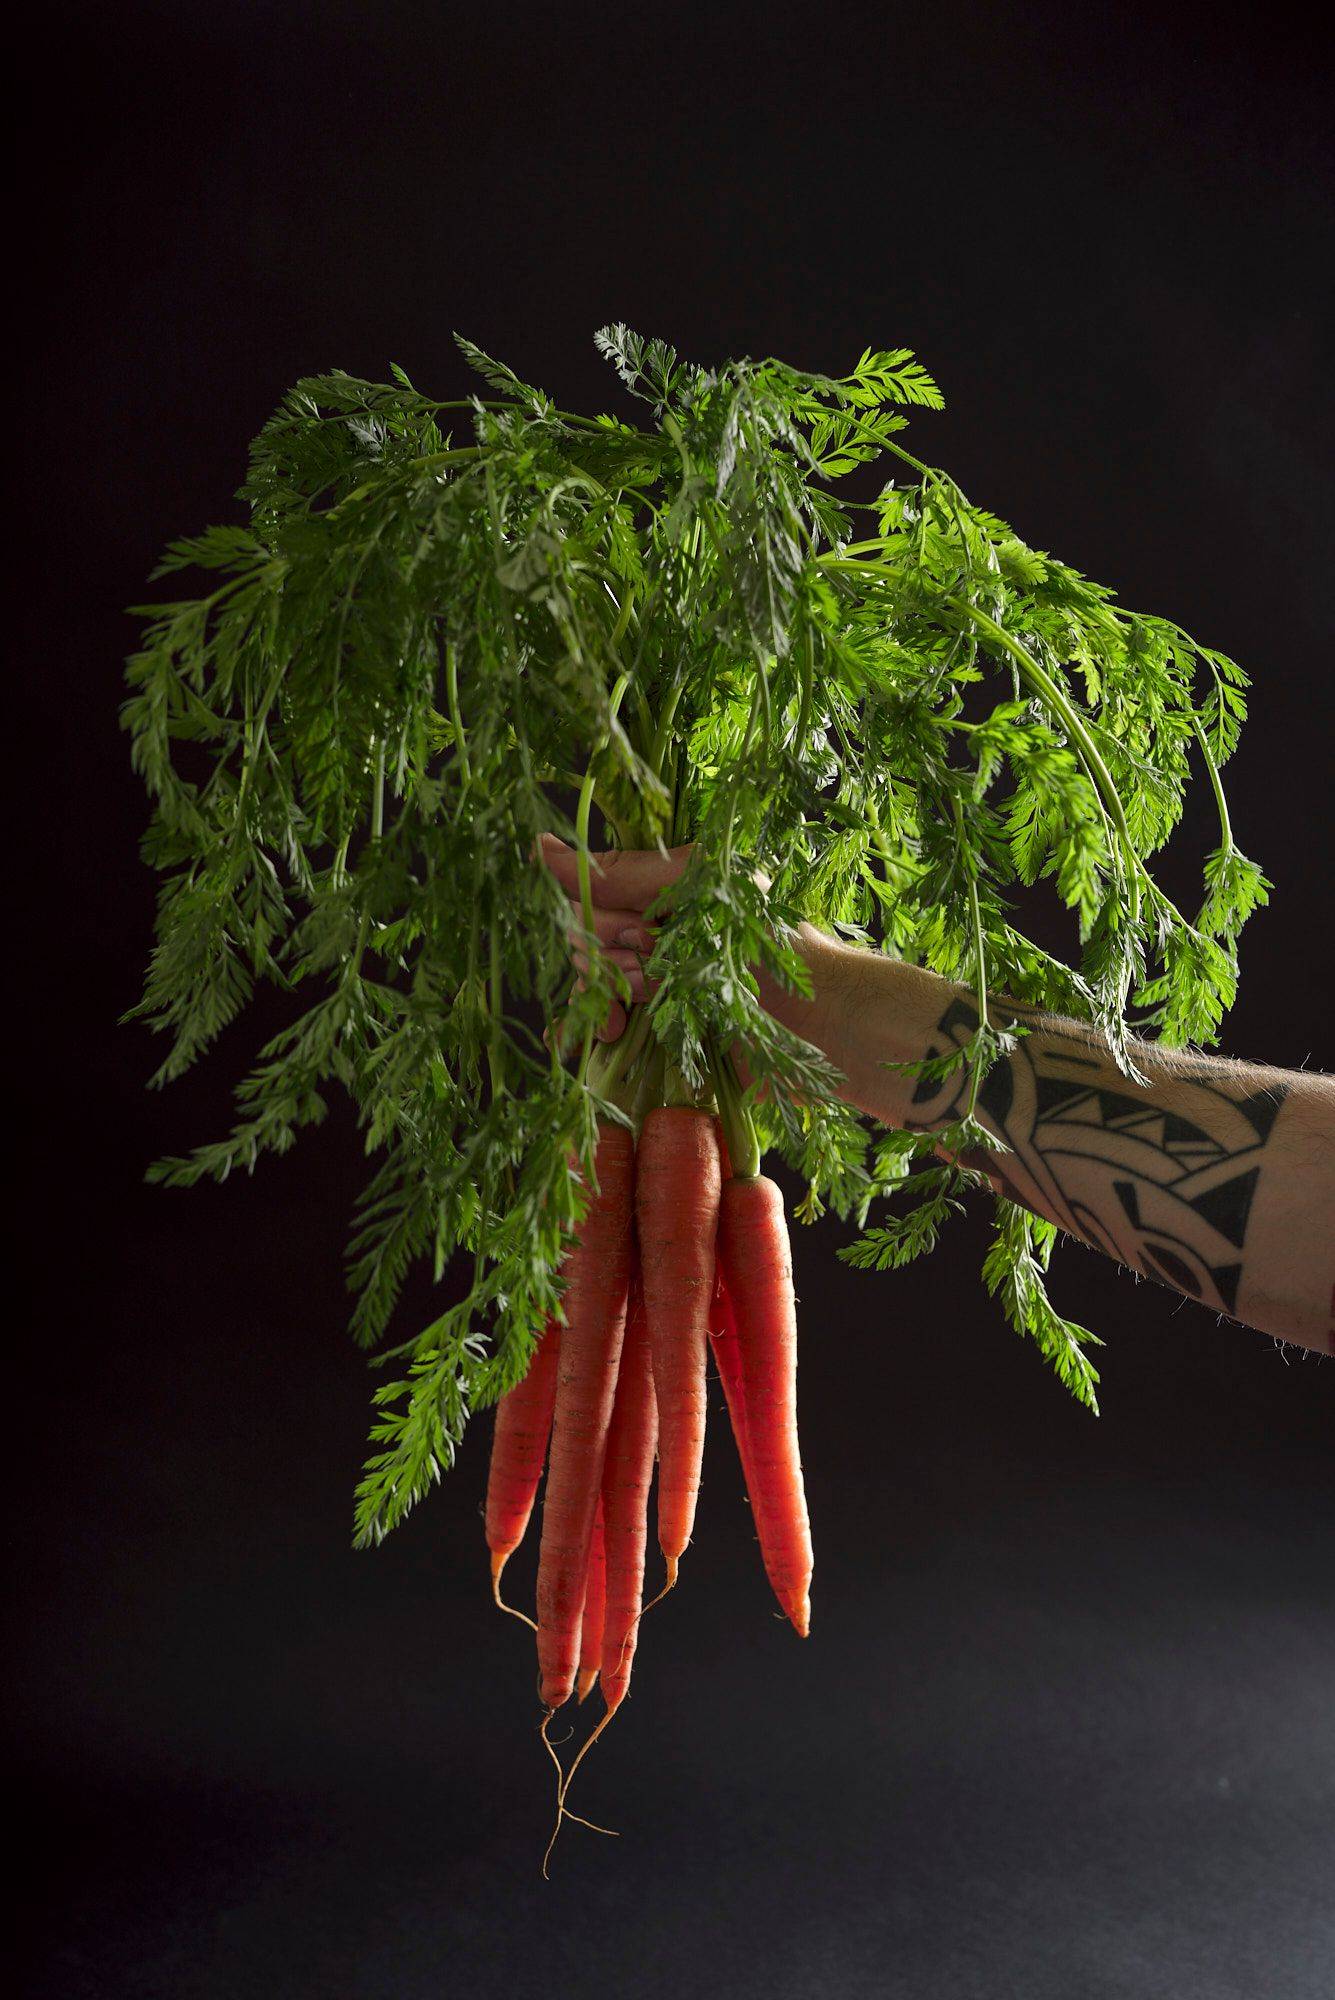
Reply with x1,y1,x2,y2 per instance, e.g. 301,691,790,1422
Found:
908,997,1291,1320
802,943,1332,1346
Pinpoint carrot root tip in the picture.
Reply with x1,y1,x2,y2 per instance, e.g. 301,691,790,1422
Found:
489,1551,537,1630
556,1702,621,1837
787,1591,811,1638
576,1667,599,1703
539,1708,565,1880
637,1556,678,1622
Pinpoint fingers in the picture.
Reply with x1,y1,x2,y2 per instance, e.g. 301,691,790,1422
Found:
539,833,691,915
539,834,674,1047
569,984,628,1043
570,945,655,1005
571,906,657,953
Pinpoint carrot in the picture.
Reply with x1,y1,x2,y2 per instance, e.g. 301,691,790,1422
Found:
485,1318,562,1617
707,1118,753,1487
635,1105,721,1587
535,1121,635,1710
717,1174,812,1637
707,1268,754,1500
576,1500,607,1702
599,1274,658,1711
551,1275,659,1840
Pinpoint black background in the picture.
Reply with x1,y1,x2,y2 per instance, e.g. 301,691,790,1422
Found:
15,4,1334,1995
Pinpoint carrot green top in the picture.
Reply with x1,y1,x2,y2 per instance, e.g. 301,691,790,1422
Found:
124,327,1266,1545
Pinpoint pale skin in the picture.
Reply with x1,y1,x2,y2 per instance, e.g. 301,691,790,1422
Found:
540,834,1335,1357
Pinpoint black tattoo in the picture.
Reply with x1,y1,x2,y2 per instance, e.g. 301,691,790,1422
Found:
911,998,1287,1317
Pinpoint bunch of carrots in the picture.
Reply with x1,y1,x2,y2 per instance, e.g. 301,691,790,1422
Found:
484,1099,811,1854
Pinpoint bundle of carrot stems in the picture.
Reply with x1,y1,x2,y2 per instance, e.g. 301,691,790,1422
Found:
484,1014,810,1860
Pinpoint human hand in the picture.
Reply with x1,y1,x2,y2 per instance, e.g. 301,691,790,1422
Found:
537,832,862,1064
537,832,688,1042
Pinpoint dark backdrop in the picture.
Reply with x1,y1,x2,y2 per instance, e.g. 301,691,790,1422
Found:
14,5,1333,1996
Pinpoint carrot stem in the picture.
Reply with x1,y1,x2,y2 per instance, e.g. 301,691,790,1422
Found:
706,1036,760,1180
575,671,633,1078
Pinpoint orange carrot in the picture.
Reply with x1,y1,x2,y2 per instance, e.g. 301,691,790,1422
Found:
484,1318,561,1611
707,1269,754,1499
717,1174,812,1636
599,1274,658,1711
535,1122,634,1710
635,1106,721,1586
708,1118,752,1484
576,1501,607,1702
552,1277,659,1836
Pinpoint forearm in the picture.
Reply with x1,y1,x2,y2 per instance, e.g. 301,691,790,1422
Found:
768,937,1335,1353
538,836,1333,1350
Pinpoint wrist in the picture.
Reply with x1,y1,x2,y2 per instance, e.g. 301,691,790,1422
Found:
753,930,891,1091
753,923,959,1120
754,924,852,1050
815,948,957,1119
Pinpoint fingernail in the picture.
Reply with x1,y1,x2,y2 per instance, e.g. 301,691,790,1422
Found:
616,927,653,953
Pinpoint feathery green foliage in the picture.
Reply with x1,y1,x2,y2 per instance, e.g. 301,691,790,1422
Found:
125,328,1265,1543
